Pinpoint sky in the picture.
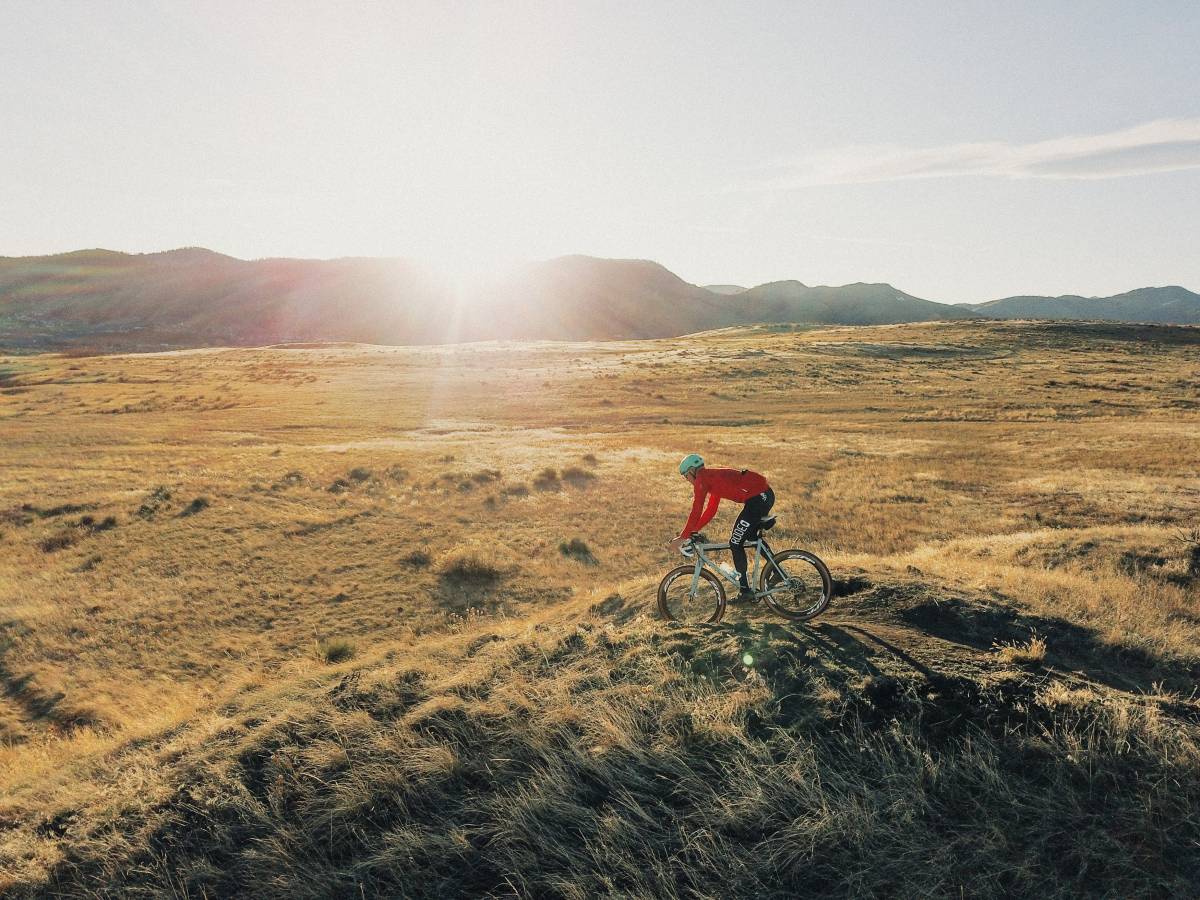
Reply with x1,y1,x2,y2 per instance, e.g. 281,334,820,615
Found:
2,0,1198,303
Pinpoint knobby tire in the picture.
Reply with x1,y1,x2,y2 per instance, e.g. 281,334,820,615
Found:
657,564,727,624
759,549,833,621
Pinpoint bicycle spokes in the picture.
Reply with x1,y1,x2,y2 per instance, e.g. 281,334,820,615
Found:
657,566,725,624
760,551,832,621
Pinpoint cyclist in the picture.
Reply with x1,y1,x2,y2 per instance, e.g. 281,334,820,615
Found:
668,454,774,603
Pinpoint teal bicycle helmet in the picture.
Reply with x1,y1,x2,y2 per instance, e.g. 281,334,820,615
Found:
678,453,704,476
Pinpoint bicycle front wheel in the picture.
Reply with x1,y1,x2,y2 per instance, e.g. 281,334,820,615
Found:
657,565,727,624
759,550,832,621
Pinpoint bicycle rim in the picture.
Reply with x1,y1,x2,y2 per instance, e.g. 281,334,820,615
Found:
657,566,726,624
760,550,832,621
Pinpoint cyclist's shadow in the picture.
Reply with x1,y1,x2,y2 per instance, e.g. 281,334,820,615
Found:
716,618,936,684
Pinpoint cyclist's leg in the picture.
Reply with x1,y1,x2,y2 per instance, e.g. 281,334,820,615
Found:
730,489,774,592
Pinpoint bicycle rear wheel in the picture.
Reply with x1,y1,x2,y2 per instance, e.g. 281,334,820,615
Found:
657,565,727,624
759,550,832,621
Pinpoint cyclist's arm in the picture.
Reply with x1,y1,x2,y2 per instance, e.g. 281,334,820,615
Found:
677,484,709,538
695,494,720,531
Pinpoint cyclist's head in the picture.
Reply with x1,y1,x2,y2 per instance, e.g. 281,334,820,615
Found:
679,453,704,479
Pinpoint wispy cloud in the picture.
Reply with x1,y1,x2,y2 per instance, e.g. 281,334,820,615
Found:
740,118,1200,190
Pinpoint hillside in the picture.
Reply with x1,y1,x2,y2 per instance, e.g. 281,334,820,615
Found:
965,286,1200,323
2,321,1199,896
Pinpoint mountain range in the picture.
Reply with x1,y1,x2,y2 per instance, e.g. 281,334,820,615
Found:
0,248,1196,351
960,287,1200,322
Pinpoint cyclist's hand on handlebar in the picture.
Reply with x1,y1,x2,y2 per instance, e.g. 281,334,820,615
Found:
667,536,688,553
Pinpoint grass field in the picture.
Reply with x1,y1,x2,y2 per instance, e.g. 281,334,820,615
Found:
2,320,1199,897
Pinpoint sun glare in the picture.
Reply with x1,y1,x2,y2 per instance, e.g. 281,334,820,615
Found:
419,250,525,298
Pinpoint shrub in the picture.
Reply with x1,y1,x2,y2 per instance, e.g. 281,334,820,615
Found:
441,556,502,582
438,546,509,582
472,469,501,483
316,638,356,664
40,530,79,553
532,467,560,490
501,483,530,497
39,503,91,518
581,453,598,465
385,465,408,482
328,478,352,493
403,550,431,568
180,497,209,517
348,467,372,483
1,506,34,528
559,538,596,564
561,466,596,485
77,515,118,532
136,486,171,518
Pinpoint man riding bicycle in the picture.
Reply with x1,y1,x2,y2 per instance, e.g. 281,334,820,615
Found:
668,454,775,603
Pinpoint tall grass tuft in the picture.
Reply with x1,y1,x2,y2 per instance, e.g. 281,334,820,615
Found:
995,635,1047,666
316,638,356,664
438,544,512,582
1177,527,1200,579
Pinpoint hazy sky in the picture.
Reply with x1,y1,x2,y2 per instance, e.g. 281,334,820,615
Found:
3,1,1198,302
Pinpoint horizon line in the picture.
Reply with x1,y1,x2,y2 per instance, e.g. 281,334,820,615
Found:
1,245,1194,306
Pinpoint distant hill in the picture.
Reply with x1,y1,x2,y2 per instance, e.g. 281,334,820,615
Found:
0,250,973,350
0,249,449,350
963,286,1200,324
739,280,980,325
0,248,1193,351
465,255,741,341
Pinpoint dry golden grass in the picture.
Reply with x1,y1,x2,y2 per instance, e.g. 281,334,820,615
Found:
1,320,1198,895
995,635,1048,666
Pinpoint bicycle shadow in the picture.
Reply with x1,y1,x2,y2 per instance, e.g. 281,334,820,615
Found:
660,617,918,688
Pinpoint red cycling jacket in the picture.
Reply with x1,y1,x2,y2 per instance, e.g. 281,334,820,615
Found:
678,467,770,538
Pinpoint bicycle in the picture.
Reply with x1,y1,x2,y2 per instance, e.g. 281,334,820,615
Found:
657,517,832,624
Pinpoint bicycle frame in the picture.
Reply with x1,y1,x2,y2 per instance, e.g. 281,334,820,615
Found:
686,537,790,598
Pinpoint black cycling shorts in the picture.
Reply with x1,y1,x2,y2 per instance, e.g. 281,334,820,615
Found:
730,488,775,547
